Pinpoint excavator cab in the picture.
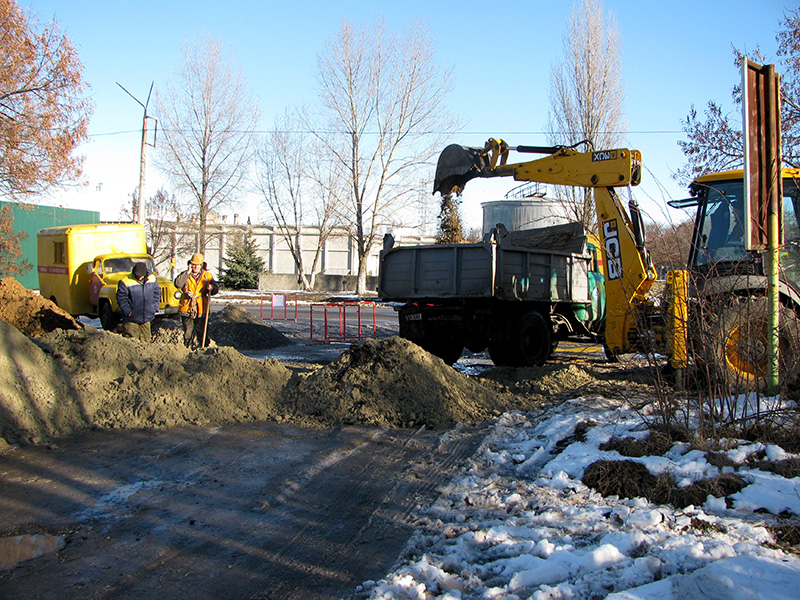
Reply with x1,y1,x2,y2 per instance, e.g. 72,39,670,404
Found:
674,169,800,291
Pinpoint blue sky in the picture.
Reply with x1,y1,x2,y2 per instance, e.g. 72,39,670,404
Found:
21,0,794,229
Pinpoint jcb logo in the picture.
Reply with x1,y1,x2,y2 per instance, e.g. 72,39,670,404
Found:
603,219,622,280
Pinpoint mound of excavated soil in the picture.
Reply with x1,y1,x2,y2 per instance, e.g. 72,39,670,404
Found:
0,274,587,444
149,305,292,349
0,322,292,445
0,321,80,445
208,305,291,350
280,336,523,429
0,278,83,337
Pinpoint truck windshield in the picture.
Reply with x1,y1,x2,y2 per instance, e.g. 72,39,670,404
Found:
103,257,156,275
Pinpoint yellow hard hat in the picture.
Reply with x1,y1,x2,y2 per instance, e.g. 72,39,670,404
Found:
189,253,204,265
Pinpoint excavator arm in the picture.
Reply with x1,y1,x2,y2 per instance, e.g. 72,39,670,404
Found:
434,138,642,195
434,138,658,356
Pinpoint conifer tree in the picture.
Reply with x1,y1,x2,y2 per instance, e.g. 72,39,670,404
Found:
219,234,265,290
436,193,464,244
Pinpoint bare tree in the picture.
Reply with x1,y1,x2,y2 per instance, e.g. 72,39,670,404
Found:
119,187,194,275
156,33,260,254
256,109,340,290
644,218,694,274
311,18,457,294
678,10,800,181
0,0,93,200
546,0,626,231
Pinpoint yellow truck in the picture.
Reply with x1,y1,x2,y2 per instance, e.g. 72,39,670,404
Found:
37,223,180,330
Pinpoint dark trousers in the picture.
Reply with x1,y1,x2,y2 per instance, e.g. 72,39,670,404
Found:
120,321,152,342
181,314,210,348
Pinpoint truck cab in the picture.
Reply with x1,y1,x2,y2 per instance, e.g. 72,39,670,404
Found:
670,169,800,387
678,169,800,302
89,253,179,331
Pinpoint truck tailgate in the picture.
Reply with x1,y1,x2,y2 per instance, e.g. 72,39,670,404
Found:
379,243,495,299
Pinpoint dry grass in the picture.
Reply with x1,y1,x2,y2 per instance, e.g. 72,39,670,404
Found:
582,459,747,509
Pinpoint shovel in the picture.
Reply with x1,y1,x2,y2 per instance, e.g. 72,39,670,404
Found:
201,293,211,348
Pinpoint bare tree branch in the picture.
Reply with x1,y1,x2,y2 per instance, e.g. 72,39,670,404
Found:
309,18,458,294
546,0,626,232
155,32,260,253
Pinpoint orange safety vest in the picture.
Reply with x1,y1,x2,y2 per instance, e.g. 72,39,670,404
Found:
178,271,214,316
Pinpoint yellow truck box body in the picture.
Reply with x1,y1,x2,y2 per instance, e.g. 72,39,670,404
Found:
38,223,149,316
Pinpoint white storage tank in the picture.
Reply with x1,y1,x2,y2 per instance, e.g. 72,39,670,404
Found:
481,196,569,234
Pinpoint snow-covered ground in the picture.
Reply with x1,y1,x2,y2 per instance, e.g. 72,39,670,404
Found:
358,396,800,600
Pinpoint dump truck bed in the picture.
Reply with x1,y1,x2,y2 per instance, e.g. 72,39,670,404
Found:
379,222,593,304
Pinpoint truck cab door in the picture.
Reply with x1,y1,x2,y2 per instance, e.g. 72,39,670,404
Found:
89,260,103,307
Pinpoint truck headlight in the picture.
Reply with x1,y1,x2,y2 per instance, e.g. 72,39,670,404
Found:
174,290,182,299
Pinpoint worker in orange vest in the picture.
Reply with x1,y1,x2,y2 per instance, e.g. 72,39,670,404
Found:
174,253,219,348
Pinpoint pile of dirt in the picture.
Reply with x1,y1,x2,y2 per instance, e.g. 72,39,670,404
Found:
150,305,292,349
280,336,525,429
0,278,83,337
0,276,578,444
0,322,291,445
208,305,292,350
479,362,657,403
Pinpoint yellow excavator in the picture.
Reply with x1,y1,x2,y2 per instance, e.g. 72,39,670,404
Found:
429,138,800,389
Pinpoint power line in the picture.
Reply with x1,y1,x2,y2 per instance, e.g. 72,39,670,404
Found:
86,128,687,139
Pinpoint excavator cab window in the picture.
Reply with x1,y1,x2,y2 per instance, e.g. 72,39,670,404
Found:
782,176,800,288
694,180,747,267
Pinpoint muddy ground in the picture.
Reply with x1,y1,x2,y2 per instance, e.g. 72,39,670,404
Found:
0,278,660,599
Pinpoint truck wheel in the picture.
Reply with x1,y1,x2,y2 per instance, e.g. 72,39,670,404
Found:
488,311,551,367
99,301,120,332
517,311,552,366
708,297,800,390
419,337,464,365
488,342,514,366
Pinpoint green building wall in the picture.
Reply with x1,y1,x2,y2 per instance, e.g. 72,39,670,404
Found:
1,201,100,290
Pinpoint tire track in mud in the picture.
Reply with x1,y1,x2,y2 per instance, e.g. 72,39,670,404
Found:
0,422,489,600
245,424,489,600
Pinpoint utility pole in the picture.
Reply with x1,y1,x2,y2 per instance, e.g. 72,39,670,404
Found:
118,82,157,225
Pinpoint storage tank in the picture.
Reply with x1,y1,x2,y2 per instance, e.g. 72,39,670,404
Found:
481,194,569,234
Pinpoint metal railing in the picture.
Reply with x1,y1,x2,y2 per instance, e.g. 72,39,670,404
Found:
309,301,377,343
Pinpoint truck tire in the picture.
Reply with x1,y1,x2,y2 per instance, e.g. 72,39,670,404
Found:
707,296,800,391
518,311,552,366
419,336,464,365
490,311,551,367
487,342,512,366
99,301,120,332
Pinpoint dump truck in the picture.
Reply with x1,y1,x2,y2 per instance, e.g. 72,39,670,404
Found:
37,223,180,330
379,221,606,365
378,139,652,367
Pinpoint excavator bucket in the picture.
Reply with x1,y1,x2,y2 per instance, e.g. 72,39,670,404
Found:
433,144,492,196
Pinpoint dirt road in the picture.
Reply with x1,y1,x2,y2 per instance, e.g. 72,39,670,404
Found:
0,420,487,599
